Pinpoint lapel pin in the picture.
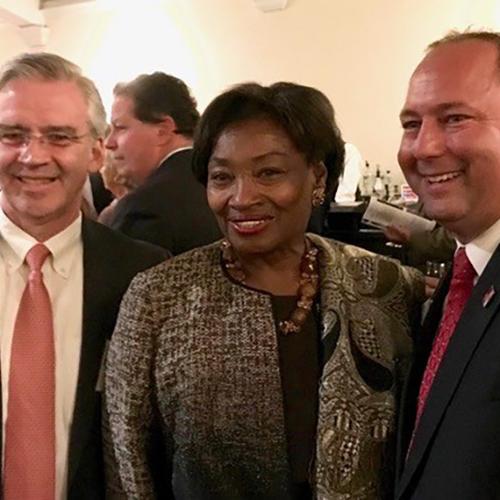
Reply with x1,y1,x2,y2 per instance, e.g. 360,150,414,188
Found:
482,285,496,308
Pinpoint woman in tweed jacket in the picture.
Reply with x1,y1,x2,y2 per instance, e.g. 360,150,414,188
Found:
105,83,425,500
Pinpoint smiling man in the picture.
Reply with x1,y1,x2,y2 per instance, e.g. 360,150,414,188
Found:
0,53,166,500
395,31,500,499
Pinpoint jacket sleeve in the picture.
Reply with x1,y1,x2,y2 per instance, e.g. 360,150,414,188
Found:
104,272,160,499
406,225,456,267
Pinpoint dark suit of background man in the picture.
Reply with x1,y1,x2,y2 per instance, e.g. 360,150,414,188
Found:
395,31,500,499
0,53,166,500
105,72,221,255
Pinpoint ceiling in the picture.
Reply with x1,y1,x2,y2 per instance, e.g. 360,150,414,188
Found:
40,0,93,8
0,0,95,46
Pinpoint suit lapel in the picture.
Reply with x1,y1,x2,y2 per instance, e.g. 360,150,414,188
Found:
398,246,500,497
66,220,111,488
395,272,450,480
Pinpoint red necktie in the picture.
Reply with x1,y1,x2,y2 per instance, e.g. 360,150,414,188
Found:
414,247,476,431
4,244,56,500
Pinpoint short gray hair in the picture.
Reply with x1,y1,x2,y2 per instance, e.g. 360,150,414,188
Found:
0,52,106,138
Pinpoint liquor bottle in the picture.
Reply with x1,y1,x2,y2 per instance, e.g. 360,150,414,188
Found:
384,170,392,200
373,164,385,199
389,184,402,204
360,160,372,198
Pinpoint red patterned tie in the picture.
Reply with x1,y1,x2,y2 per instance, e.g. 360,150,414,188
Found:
4,244,56,500
413,247,476,431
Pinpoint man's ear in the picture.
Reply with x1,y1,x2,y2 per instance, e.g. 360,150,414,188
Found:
88,138,105,173
157,116,176,145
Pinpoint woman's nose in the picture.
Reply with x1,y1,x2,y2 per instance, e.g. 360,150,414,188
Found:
229,177,260,208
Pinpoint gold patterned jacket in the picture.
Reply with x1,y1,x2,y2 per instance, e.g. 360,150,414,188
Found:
104,235,425,500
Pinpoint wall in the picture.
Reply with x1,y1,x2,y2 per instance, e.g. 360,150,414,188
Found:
0,0,499,183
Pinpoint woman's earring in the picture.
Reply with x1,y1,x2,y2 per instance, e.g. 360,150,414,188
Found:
312,188,326,207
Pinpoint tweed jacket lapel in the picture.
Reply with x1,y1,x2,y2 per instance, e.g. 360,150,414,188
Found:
398,245,500,498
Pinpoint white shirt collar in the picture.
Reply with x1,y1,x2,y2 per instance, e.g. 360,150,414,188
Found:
459,218,500,277
0,209,82,278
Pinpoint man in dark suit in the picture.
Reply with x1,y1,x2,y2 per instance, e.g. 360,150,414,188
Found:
395,31,500,499
88,171,113,215
105,72,221,255
0,53,166,499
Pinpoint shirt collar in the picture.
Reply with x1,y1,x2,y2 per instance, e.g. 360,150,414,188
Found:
0,209,82,278
459,218,500,277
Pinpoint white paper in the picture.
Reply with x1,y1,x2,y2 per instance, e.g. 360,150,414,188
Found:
362,197,436,233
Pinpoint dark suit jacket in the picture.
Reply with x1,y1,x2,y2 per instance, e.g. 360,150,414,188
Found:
108,149,221,255
0,218,166,499
396,243,500,499
89,172,114,215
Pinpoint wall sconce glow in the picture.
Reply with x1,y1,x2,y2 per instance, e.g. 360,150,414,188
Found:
88,0,200,114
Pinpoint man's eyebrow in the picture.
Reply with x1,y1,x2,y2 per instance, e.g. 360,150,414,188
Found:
399,108,415,119
40,125,79,134
0,124,28,131
400,101,470,120
0,124,80,134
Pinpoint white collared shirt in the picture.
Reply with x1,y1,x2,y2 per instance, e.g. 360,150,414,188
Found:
459,218,500,280
0,210,83,500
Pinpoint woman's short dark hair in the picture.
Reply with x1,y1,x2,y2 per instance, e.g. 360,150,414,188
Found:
192,82,345,195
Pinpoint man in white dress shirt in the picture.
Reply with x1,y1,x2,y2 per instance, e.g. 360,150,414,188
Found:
0,53,165,500
334,142,363,203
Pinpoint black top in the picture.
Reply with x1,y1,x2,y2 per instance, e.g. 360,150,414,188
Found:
271,295,321,500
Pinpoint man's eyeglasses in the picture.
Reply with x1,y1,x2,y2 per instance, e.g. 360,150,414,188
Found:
0,129,90,148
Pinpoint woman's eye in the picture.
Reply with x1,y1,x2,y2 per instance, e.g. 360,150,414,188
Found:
259,168,283,178
208,172,232,184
